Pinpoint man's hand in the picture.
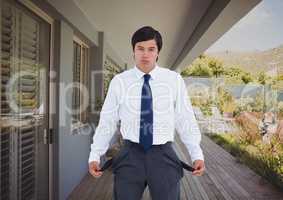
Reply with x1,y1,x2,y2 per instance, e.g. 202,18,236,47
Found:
192,160,205,176
89,161,103,178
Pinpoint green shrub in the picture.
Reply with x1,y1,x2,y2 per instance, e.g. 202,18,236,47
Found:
234,92,264,116
208,133,283,190
278,101,283,118
181,55,221,77
216,87,236,114
191,96,213,116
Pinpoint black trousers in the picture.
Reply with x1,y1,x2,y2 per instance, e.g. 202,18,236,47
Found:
112,140,184,200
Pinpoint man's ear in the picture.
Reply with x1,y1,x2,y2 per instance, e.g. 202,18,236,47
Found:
156,56,159,62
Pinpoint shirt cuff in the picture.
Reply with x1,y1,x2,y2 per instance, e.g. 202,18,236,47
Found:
191,151,204,163
88,152,101,164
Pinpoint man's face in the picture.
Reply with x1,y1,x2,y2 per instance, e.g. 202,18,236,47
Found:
134,39,159,70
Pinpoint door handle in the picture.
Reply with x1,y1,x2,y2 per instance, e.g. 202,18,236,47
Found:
44,128,54,144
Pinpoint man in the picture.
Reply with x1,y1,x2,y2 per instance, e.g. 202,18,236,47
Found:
88,26,205,200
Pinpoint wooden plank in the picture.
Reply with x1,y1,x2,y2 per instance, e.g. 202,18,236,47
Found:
87,170,112,199
180,182,189,200
177,137,225,200
200,148,250,199
68,134,283,200
174,139,209,200
200,137,252,200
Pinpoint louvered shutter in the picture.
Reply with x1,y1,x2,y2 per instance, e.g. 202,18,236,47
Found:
1,3,13,199
17,12,39,115
1,2,41,200
0,126,12,199
72,41,90,125
16,11,39,200
80,46,88,122
1,3,13,116
72,41,81,123
17,122,38,200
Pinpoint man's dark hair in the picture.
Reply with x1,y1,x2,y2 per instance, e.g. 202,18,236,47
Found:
131,26,162,53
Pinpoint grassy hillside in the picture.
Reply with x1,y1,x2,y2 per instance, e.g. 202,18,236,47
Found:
206,44,283,77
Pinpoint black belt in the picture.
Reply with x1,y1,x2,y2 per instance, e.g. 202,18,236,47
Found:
99,140,195,172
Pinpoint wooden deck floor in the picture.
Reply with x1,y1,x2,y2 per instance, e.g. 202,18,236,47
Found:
68,135,283,200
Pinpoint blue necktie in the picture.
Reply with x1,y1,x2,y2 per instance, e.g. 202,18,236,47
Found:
139,74,153,152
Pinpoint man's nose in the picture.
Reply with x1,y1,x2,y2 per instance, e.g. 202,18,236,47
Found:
142,50,150,56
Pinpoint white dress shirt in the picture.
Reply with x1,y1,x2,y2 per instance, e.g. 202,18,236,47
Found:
88,65,204,164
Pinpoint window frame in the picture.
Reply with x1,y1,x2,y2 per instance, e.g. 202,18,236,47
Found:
72,35,90,127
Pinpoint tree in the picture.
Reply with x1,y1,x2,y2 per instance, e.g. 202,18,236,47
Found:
241,72,253,84
224,67,254,84
180,67,191,77
188,60,213,77
190,65,213,77
216,87,235,114
208,57,224,77
257,71,269,85
181,57,213,77
224,67,243,77
198,54,206,59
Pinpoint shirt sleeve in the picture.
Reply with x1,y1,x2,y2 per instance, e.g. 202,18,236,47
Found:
174,74,204,163
88,76,120,164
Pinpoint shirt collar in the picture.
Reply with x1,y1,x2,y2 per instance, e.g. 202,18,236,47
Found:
133,64,160,81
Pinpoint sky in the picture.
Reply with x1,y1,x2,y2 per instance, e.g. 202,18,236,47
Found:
206,0,283,53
